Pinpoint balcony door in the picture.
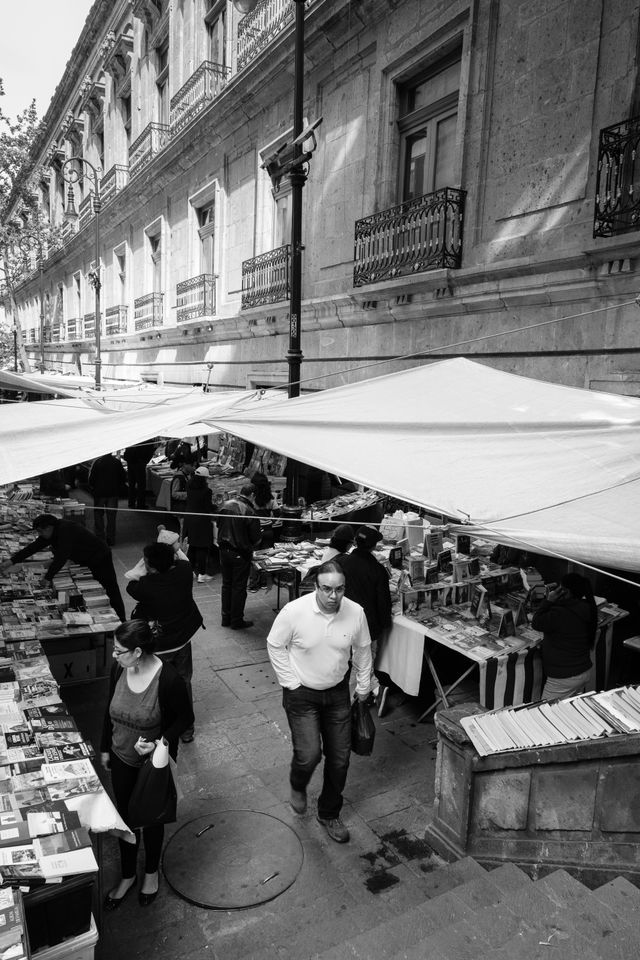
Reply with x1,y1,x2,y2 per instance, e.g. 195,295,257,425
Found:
198,200,216,275
399,53,461,202
205,0,227,67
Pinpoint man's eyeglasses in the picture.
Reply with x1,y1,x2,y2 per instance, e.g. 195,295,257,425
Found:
317,584,345,596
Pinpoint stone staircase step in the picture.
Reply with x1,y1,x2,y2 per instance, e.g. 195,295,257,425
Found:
592,875,640,915
561,890,640,960
486,861,533,893
311,859,640,960
477,926,603,960
419,854,487,899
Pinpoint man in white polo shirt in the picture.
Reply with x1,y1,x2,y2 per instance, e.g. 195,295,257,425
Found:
267,559,372,843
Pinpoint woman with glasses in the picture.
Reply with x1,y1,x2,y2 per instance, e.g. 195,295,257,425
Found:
100,619,193,909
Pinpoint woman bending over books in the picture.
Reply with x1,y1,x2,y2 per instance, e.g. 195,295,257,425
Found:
532,573,598,701
100,619,193,908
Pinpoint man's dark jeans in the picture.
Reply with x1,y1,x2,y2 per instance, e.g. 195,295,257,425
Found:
283,678,351,820
219,547,251,627
93,495,118,545
127,461,148,509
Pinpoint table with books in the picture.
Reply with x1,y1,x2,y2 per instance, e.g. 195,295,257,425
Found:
378,570,628,720
0,635,134,959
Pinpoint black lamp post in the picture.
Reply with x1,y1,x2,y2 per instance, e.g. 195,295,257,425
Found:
18,232,46,375
62,157,103,390
233,0,308,400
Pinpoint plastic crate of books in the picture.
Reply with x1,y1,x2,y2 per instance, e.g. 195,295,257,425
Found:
31,912,97,960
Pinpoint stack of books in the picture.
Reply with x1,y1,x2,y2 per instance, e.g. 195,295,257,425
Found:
461,685,640,757
0,886,28,959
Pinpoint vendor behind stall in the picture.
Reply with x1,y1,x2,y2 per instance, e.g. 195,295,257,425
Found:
3,513,126,621
531,573,598,701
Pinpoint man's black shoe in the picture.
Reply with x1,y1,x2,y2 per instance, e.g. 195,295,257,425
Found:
221,619,230,627
231,620,254,630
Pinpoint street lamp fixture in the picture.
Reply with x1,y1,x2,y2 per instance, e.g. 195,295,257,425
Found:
62,157,103,390
232,0,315,402
18,231,46,375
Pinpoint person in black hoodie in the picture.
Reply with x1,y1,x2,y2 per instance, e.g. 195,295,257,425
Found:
531,572,598,700
89,453,127,546
183,467,215,582
337,525,392,712
126,542,203,742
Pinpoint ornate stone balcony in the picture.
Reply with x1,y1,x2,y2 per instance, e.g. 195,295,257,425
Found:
353,188,466,287
241,244,291,309
170,62,231,135
105,305,128,336
62,219,78,243
237,0,302,71
51,321,64,342
176,275,217,323
79,194,95,232
129,123,170,179
594,115,640,238
65,317,79,340
101,164,130,206
83,312,98,339
134,292,163,331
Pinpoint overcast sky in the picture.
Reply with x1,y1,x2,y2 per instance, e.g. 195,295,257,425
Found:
1,1,94,121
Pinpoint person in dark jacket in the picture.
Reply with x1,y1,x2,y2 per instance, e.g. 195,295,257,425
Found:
89,453,127,546
217,484,262,630
123,440,157,510
184,467,215,582
100,619,193,909
337,524,393,713
169,457,196,513
6,514,126,620
531,572,598,701
126,542,203,741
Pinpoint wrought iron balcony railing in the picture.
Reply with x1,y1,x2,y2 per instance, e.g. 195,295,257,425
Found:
134,292,164,331
170,62,231,135
101,164,130,206
65,317,79,340
594,116,640,237
176,275,217,322
105,305,129,335
79,194,95,231
129,123,170,179
237,0,301,70
353,187,466,287
241,244,291,309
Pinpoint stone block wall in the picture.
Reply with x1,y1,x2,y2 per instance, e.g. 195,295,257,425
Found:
426,704,640,886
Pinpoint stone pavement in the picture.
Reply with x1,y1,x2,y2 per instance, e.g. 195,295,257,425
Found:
62,499,445,960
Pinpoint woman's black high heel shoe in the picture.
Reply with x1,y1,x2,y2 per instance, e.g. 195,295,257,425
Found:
104,879,136,911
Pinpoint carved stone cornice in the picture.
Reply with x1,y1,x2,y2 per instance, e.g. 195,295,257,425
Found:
102,24,134,89
79,75,106,124
132,0,164,34
45,141,66,169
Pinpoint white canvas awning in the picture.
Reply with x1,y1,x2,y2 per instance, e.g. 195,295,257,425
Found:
0,387,282,485
204,358,640,573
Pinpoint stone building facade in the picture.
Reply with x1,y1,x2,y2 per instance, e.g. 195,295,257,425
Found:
8,0,640,394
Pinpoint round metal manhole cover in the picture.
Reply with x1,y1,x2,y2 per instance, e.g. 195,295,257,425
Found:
162,810,304,908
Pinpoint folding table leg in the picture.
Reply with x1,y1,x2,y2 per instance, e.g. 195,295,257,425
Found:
418,657,478,723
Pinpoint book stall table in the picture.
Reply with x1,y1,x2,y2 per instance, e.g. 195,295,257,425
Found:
0,624,133,958
378,598,628,721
